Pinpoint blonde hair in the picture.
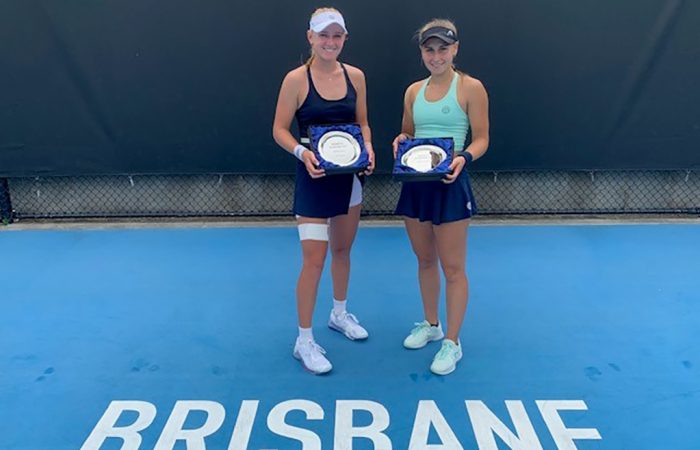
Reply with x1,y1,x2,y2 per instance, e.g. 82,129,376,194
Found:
305,7,343,67
418,18,458,37
417,18,461,73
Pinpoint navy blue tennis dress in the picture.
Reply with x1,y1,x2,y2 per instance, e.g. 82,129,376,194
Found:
294,64,359,218
395,73,478,225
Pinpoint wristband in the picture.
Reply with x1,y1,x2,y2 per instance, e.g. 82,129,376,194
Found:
293,144,309,161
455,151,474,164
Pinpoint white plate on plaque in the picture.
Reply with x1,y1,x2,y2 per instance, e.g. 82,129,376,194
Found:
400,145,447,172
317,131,362,166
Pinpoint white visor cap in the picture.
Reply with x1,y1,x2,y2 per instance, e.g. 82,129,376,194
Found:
309,11,347,34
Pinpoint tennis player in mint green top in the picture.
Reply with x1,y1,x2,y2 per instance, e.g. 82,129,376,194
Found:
413,72,470,150
392,19,490,375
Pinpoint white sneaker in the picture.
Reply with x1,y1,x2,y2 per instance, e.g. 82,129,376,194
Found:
328,310,369,340
403,320,444,349
293,338,332,375
430,339,463,375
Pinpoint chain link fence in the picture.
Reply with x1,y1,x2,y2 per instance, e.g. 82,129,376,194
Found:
1,179,13,224
2,170,699,221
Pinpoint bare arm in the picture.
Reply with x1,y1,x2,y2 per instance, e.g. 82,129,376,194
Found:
463,78,489,161
272,69,324,178
392,82,419,157
272,71,302,152
400,84,417,138
444,76,490,184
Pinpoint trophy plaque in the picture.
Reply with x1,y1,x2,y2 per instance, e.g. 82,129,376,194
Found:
393,137,455,181
307,123,370,175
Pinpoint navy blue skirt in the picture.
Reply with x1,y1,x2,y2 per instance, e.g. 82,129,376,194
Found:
395,171,477,225
293,161,359,218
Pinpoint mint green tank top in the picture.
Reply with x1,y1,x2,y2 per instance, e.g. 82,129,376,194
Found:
413,72,470,150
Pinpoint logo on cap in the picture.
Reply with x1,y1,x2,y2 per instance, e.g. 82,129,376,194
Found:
446,30,454,36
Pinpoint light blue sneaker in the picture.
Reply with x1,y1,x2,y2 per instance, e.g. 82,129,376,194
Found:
403,320,444,349
430,339,463,375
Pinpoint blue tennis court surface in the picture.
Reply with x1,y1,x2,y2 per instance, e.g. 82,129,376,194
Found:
1,223,698,449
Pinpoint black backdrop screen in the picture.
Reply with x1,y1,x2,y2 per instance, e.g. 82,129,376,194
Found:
1,0,699,176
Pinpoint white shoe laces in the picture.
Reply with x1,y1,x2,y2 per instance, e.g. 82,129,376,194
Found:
299,339,327,357
410,321,431,336
435,342,456,361
336,311,360,325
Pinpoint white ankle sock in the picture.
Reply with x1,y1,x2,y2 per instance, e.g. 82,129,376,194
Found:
333,298,346,315
298,327,313,341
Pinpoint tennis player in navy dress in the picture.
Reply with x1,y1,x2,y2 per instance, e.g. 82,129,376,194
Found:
272,8,375,375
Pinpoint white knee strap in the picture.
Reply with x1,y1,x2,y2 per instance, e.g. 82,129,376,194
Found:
298,223,329,241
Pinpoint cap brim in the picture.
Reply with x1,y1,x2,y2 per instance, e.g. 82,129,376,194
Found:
311,20,348,33
419,32,457,45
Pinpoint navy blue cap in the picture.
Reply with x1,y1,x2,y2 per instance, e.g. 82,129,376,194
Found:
419,26,458,45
